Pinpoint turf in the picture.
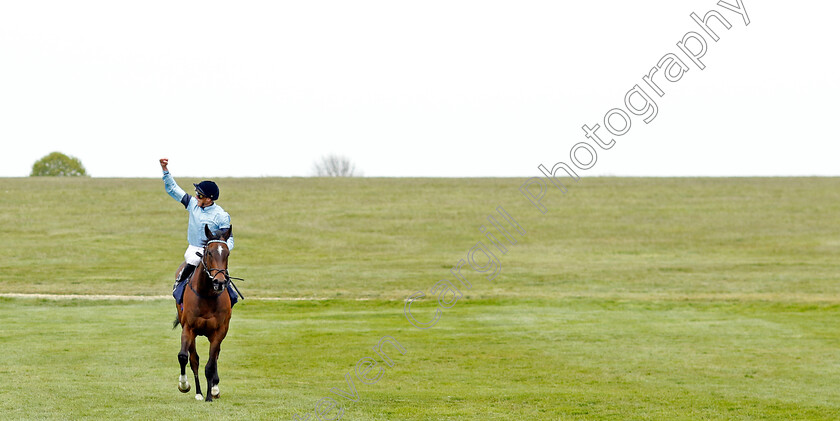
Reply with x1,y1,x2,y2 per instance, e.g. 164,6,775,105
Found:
1,176,839,419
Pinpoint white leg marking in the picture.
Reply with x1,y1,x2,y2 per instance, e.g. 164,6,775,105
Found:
195,394,203,401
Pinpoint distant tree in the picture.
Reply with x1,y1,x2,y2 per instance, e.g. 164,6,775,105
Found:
30,152,88,177
312,154,360,177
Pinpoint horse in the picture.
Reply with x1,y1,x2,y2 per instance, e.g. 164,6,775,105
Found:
174,224,234,402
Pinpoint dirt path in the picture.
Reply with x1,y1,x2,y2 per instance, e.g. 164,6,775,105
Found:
0,293,371,301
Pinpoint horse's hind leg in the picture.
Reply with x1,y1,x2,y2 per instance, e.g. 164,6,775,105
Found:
173,302,182,329
189,339,203,401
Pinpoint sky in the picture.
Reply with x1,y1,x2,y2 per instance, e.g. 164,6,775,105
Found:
1,0,838,178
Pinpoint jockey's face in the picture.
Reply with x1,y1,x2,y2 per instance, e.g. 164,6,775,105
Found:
195,192,214,208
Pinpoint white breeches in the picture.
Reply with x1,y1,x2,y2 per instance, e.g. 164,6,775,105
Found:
184,245,203,266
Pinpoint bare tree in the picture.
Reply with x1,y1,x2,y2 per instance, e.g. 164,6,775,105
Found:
312,154,360,177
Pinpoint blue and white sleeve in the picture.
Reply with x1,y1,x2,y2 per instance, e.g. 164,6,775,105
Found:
162,171,190,208
217,213,234,251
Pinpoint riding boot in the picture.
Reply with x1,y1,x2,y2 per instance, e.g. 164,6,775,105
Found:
174,264,197,290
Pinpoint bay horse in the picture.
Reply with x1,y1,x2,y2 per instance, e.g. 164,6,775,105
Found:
174,224,233,402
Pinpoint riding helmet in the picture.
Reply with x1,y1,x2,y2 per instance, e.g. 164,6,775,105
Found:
194,180,220,200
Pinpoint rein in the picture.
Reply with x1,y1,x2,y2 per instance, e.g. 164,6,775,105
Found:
187,276,218,300
187,240,245,300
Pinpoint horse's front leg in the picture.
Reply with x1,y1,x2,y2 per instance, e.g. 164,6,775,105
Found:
177,327,194,394
205,338,222,402
189,338,203,401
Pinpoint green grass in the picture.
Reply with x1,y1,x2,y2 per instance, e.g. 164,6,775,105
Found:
1,176,839,419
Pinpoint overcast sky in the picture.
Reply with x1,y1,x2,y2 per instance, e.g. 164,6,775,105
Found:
1,0,837,178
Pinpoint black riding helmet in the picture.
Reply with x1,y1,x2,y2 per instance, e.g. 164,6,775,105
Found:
193,180,220,201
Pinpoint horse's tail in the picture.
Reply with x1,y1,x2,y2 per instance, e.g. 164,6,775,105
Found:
172,314,181,329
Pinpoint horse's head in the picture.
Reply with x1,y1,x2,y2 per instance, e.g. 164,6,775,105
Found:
201,224,232,293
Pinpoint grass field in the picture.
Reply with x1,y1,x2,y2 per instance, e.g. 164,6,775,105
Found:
1,176,839,419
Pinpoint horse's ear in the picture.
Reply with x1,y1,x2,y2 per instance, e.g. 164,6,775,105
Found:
221,226,232,241
204,224,213,240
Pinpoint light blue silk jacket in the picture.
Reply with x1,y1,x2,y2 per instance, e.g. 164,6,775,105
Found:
162,171,234,250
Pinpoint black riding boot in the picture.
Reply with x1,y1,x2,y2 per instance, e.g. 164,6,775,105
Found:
174,264,196,289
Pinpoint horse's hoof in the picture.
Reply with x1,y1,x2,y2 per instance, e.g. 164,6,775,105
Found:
195,394,203,401
211,385,220,399
178,383,191,393
178,375,190,393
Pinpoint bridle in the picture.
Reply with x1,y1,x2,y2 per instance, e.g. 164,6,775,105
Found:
202,240,231,291
188,240,230,297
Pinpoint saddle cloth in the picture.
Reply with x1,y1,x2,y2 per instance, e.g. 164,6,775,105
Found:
173,278,239,307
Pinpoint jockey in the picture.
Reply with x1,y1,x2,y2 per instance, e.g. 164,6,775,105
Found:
159,158,235,289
